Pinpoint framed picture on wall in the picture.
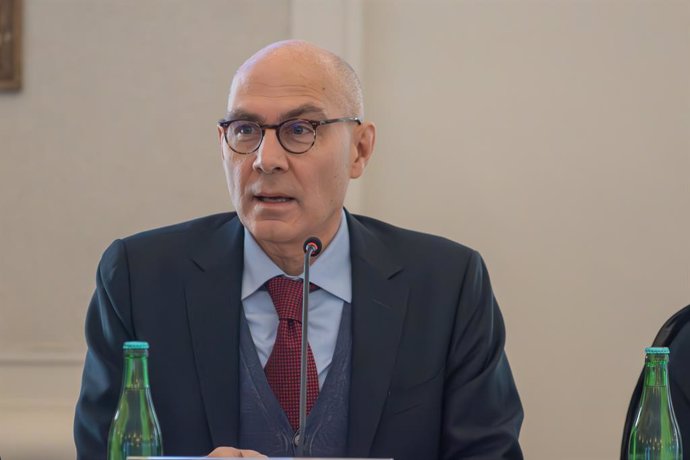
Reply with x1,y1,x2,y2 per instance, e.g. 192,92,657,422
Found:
0,0,21,91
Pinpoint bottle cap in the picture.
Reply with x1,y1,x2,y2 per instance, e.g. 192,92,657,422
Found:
123,341,149,350
645,346,669,354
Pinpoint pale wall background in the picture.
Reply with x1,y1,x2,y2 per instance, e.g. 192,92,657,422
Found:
0,1,688,459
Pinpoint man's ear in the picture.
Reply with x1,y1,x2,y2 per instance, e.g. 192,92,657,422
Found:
218,125,227,160
350,121,376,179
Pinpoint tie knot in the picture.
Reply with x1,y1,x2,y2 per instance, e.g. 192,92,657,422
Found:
266,276,317,321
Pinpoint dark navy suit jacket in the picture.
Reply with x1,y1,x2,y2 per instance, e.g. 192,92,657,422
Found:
74,211,524,459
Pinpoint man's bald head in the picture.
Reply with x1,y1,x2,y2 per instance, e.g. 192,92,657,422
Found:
229,40,364,118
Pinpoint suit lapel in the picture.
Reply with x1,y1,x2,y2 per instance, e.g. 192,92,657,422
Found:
346,213,409,457
185,215,244,448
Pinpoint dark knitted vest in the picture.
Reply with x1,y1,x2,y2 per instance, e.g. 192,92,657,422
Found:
238,303,352,457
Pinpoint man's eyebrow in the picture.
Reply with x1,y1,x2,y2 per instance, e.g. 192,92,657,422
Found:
224,110,264,122
281,104,327,120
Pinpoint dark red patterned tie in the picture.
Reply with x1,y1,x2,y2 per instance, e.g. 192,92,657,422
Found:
264,276,320,430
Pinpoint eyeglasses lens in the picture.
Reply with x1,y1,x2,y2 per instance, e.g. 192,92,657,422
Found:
227,121,262,154
278,120,316,153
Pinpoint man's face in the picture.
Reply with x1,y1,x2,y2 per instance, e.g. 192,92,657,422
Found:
219,53,370,252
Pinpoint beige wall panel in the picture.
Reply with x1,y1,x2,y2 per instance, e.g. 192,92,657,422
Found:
361,1,689,460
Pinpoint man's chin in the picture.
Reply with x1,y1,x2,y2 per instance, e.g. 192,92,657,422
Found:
246,220,304,248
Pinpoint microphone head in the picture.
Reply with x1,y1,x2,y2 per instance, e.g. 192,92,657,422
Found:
303,236,323,257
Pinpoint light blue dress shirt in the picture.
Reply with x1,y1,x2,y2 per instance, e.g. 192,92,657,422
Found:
241,210,352,389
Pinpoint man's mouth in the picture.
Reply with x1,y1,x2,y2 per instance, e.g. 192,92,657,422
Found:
256,195,294,203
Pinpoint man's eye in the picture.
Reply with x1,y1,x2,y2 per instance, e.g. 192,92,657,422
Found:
234,124,257,136
286,122,314,136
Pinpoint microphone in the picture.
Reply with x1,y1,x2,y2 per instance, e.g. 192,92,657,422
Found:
303,236,323,257
295,236,322,456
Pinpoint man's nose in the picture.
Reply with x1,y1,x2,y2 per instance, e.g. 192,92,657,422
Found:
253,128,289,174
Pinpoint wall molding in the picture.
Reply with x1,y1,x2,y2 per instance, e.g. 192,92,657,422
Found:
0,351,84,367
0,351,84,410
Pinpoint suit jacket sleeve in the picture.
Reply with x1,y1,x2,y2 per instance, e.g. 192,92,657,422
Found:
74,240,135,460
442,250,523,459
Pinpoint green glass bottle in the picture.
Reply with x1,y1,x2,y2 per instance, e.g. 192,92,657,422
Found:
107,341,163,460
628,347,682,460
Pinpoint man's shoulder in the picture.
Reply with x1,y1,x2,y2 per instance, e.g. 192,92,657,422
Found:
349,213,478,262
99,212,239,268
122,212,238,245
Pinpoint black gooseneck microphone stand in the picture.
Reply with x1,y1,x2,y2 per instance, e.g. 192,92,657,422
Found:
295,236,322,457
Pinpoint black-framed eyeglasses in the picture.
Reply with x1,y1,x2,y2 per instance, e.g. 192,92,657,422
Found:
218,117,361,155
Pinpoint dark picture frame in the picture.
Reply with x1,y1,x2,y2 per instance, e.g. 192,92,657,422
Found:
0,0,21,91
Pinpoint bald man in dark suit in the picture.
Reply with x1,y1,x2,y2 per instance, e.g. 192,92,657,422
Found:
75,40,523,460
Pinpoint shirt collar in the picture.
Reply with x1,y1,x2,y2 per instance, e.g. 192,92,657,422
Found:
241,209,352,302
